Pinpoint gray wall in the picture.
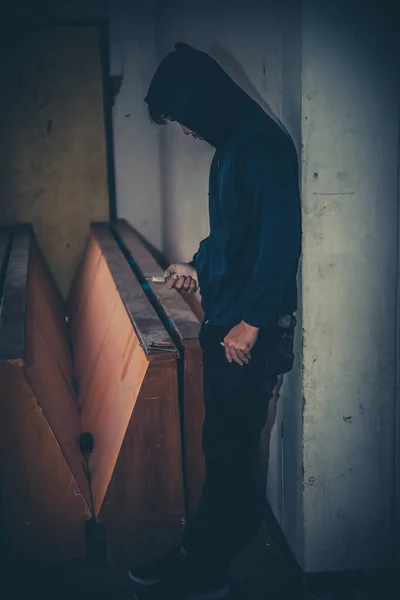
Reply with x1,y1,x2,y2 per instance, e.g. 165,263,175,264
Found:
300,0,399,571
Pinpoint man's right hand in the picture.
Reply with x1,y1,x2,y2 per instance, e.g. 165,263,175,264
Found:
165,263,198,294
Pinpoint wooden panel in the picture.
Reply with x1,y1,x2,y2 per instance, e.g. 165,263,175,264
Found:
112,219,201,340
0,362,90,561
182,340,205,519
0,226,90,560
28,239,74,391
70,224,185,558
24,294,91,510
99,357,185,561
30,235,67,333
91,224,177,351
70,242,119,406
70,225,177,406
0,26,109,298
112,219,205,520
68,234,102,343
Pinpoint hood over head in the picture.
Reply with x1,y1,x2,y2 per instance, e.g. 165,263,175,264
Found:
145,43,272,147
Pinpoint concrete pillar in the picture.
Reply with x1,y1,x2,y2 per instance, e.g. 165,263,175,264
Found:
291,0,399,572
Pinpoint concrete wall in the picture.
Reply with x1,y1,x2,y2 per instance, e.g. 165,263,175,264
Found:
300,0,399,571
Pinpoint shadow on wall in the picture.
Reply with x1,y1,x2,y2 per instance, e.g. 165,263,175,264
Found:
207,43,291,139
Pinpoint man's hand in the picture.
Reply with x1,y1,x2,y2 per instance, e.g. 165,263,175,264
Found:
165,263,198,294
220,321,259,365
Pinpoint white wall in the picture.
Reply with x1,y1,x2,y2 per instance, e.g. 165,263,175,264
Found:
109,1,163,247
300,0,399,571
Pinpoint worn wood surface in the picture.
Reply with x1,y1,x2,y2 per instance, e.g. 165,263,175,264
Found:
112,219,206,520
0,362,91,561
0,226,90,560
28,238,75,396
182,339,206,519
112,219,201,341
91,224,177,352
24,275,91,511
0,27,109,297
69,224,184,558
99,356,185,560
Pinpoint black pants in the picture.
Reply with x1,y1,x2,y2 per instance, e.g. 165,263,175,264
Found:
184,322,278,571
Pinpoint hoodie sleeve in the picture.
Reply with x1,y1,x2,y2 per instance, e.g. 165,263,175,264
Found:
237,138,301,329
188,236,210,268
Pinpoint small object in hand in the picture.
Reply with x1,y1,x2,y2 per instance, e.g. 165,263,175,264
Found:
146,276,168,283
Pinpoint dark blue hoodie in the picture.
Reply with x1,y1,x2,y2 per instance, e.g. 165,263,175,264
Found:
145,43,301,330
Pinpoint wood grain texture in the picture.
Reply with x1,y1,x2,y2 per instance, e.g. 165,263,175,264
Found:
0,226,91,560
111,219,205,520
181,340,206,519
90,224,178,352
0,362,90,562
24,289,91,511
0,26,109,297
69,224,185,558
99,357,185,561
112,219,201,340
28,238,74,394
68,233,102,345
70,240,119,408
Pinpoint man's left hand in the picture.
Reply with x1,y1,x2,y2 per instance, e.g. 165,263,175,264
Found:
220,321,260,365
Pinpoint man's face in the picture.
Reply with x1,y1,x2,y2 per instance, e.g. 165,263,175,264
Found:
179,124,203,140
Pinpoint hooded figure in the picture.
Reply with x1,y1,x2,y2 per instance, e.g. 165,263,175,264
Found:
130,43,301,600
145,42,301,330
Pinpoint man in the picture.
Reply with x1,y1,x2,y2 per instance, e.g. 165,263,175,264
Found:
129,42,301,600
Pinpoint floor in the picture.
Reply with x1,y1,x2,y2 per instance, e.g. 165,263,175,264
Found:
1,522,396,600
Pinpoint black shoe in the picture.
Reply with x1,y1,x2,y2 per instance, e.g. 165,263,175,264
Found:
132,568,230,600
129,545,189,587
